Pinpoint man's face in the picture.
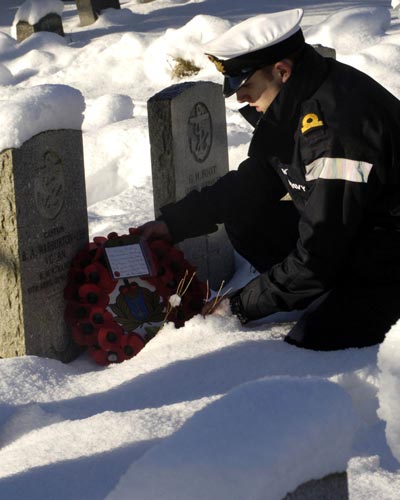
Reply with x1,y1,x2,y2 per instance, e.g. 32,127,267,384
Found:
235,67,284,113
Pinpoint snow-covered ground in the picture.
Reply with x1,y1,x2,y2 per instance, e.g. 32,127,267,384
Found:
1,0,400,498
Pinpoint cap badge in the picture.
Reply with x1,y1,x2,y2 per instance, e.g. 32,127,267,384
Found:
207,54,226,74
301,113,324,134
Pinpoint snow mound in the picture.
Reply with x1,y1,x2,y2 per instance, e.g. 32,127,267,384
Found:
0,84,85,153
0,32,17,55
377,319,400,464
107,376,356,500
0,64,13,85
83,94,134,131
144,15,231,85
305,7,391,55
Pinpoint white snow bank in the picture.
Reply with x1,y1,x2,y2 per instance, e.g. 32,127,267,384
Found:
0,84,85,153
377,319,400,464
13,0,64,26
108,377,356,500
305,7,391,55
0,33,17,55
348,456,400,499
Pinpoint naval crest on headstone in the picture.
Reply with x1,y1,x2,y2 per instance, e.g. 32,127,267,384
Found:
34,150,65,220
188,102,212,163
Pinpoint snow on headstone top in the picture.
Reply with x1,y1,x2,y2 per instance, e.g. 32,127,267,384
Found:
0,84,85,153
13,0,64,26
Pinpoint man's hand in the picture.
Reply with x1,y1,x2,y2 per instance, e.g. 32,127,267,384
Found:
138,220,172,242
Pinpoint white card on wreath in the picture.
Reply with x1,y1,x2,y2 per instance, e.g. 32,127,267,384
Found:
105,243,150,279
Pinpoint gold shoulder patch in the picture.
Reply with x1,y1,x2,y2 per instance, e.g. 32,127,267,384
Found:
301,113,324,134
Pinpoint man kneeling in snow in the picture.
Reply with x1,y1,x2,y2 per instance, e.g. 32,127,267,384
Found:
139,8,400,351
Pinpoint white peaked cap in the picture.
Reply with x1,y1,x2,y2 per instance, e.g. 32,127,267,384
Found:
204,9,304,60
204,9,305,97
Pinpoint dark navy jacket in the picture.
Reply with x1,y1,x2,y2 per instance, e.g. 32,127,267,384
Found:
160,45,400,320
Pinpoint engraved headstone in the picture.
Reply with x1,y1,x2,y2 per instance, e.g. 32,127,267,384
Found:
147,81,235,289
0,130,88,361
16,13,64,42
75,0,121,27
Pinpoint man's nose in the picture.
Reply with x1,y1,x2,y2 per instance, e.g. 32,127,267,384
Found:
236,90,247,103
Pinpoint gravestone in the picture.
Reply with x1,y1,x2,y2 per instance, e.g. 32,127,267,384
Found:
0,130,88,361
75,0,120,26
147,81,235,290
312,44,336,59
16,14,64,42
284,472,348,500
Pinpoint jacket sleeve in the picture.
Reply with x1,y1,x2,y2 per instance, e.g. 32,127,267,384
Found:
238,135,383,320
160,156,287,243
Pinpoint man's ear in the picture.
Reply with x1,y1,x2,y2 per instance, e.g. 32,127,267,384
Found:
274,60,293,83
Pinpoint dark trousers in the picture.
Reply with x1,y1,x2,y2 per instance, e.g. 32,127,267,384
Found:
225,201,400,351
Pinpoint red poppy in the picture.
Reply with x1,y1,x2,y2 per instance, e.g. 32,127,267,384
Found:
72,242,104,269
93,236,108,246
78,284,109,309
83,262,117,293
105,348,126,364
89,306,114,326
90,345,125,365
72,323,98,346
107,232,119,240
64,302,90,326
149,239,171,259
98,323,124,351
121,332,145,359
88,345,110,366
129,227,141,236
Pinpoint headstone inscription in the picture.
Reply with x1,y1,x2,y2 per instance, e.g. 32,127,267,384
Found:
0,130,88,361
147,81,235,290
75,0,121,26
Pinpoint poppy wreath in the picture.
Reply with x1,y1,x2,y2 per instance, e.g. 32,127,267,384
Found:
64,228,207,366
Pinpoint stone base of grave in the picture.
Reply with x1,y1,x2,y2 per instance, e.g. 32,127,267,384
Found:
16,14,64,42
0,130,88,362
283,472,348,500
178,227,234,290
76,0,121,26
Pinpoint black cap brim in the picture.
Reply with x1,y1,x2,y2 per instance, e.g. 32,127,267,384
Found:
223,70,256,98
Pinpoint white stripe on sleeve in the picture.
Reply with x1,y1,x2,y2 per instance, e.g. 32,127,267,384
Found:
305,157,373,183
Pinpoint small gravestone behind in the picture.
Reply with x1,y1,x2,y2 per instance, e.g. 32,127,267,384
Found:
284,472,348,500
147,81,235,290
312,44,336,59
76,0,120,26
0,85,88,362
14,0,65,42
